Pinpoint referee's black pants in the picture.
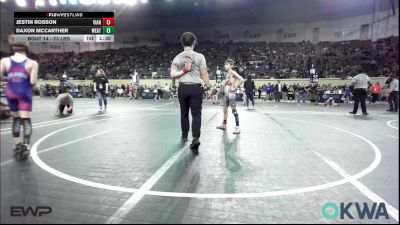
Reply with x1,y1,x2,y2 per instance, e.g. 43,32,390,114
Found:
388,91,399,112
245,89,254,106
352,88,367,114
178,84,203,138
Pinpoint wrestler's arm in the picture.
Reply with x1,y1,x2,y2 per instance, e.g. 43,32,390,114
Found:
30,60,39,86
232,71,245,89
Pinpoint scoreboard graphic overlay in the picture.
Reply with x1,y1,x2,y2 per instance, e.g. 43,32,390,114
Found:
14,12,114,42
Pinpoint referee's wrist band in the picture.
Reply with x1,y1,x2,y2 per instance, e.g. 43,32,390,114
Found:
182,68,189,74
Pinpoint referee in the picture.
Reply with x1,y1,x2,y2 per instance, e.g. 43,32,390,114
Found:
387,74,399,112
349,64,371,116
244,75,255,109
170,32,209,153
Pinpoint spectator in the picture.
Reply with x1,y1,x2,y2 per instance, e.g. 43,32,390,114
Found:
297,84,307,103
5,36,396,81
117,87,124,98
369,82,382,103
344,85,351,103
287,85,295,102
274,81,282,103
282,84,288,101
163,83,170,100
387,74,399,112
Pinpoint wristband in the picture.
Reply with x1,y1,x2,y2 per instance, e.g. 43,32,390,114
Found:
182,67,189,74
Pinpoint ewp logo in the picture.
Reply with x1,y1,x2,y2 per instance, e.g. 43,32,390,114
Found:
322,202,389,220
10,206,52,217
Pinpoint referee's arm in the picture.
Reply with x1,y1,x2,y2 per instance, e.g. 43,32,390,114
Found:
170,69,186,79
170,59,192,79
351,77,356,87
201,68,209,86
200,55,209,86
105,77,109,92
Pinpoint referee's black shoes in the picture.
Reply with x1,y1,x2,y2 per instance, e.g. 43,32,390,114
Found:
190,137,201,155
181,135,188,143
349,112,369,116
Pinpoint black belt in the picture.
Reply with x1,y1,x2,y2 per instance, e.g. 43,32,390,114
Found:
179,82,201,86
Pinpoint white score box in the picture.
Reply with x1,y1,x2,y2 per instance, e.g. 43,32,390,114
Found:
96,35,114,42
84,35,96,42
14,35,84,42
